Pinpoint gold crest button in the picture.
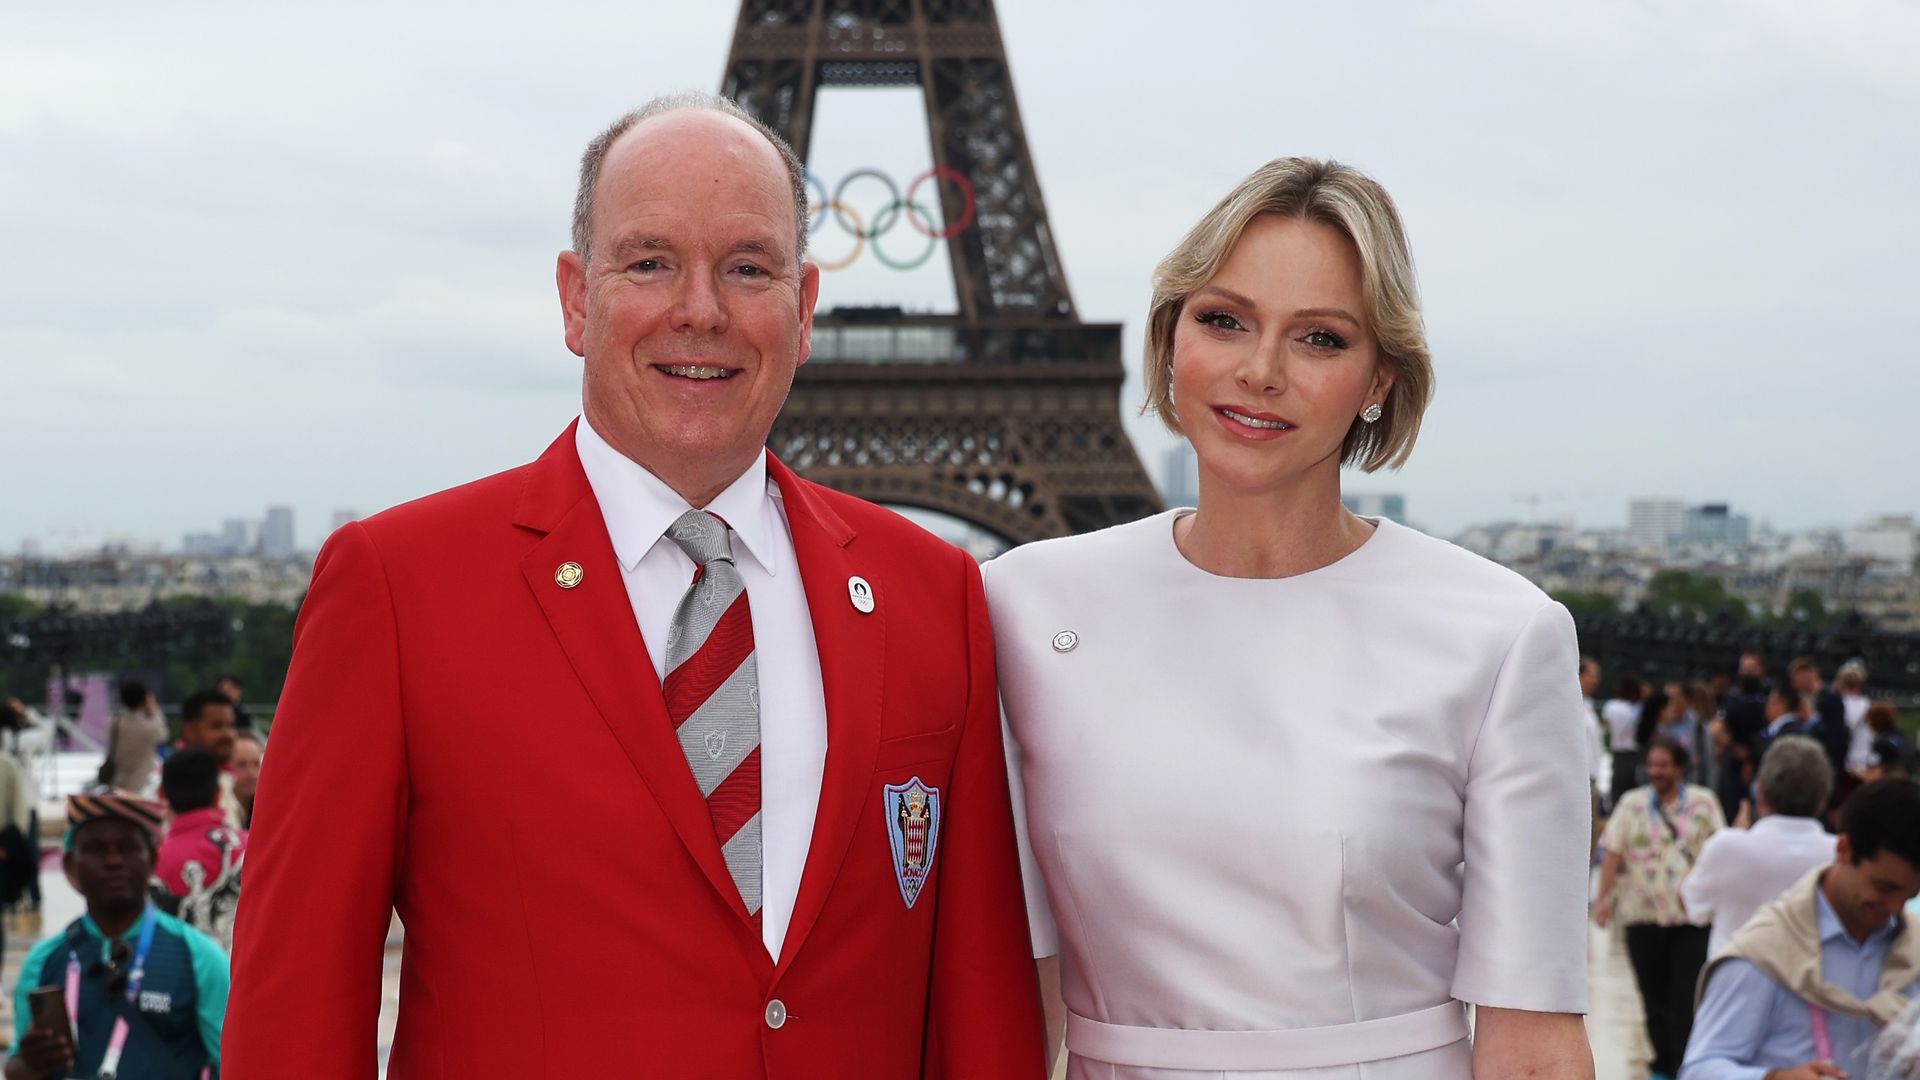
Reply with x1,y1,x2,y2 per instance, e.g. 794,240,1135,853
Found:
554,561,584,589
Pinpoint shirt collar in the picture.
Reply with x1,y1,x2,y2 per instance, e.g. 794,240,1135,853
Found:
1752,815,1828,836
1815,878,1901,948
575,415,783,578
80,903,155,945
166,805,229,835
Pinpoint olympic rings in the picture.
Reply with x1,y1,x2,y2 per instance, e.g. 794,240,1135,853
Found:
868,200,939,271
803,166,976,270
810,199,865,272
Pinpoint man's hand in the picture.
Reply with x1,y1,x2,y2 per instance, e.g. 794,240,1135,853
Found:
1591,895,1612,928
1763,1062,1848,1079
1734,799,1754,829
11,1022,75,1078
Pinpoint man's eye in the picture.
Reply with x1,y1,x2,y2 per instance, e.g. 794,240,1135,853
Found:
628,259,660,272
1304,329,1348,350
1194,310,1242,332
734,263,765,277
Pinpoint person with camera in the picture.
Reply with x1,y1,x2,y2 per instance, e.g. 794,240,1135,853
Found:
7,792,228,1080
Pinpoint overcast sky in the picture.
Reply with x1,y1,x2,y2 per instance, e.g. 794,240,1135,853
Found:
3,0,1916,553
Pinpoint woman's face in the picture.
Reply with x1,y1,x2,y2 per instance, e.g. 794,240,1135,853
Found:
1170,214,1390,496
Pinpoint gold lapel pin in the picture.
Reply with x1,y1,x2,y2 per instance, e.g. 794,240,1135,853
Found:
555,561,584,589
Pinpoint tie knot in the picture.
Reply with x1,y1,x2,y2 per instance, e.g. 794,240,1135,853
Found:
667,510,733,567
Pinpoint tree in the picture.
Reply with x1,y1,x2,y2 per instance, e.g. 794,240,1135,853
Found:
1774,588,1831,627
1552,590,1621,618
1643,569,1749,623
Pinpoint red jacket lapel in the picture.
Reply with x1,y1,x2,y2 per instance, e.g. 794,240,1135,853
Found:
512,423,753,924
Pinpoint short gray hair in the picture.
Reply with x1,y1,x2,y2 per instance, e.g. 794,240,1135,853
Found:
570,91,810,267
1757,734,1834,819
1142,157,1434,472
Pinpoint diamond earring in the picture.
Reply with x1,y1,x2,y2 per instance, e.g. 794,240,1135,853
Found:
1361,403,1383,424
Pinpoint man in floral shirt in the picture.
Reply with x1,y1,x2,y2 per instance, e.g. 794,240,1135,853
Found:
1595,732,1726,1080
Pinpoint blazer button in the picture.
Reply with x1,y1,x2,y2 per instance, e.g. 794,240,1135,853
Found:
764,998,788,1030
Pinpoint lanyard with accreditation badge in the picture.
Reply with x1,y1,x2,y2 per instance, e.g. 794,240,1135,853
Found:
65,904,157,1080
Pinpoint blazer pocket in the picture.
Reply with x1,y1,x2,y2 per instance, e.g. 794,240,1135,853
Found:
873,725,958,771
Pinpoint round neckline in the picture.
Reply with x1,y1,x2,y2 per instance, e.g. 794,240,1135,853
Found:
1161,508,1391,583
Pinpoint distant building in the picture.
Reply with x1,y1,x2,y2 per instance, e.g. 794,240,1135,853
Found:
1680,503,1752,549
219,518,254,555
1627,498,1687,552
1843,515,1917,566
1343,493,1407,525
1161,444,1199,508
261,506,296,559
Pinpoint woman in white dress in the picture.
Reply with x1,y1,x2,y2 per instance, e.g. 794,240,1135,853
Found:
989,158,1594,1078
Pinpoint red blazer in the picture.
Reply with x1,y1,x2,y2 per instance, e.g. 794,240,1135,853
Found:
225,425,1044,1078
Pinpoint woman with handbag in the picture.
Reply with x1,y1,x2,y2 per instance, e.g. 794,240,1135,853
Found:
1594,733,1726,1080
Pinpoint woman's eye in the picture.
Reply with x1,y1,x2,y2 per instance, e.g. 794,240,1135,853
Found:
1304,329,1347,350
1195,310,1243,332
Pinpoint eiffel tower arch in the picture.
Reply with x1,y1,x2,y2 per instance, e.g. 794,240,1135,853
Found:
721,0,1162,545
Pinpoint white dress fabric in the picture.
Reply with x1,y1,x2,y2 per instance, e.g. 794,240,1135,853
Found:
988,511,1592,1079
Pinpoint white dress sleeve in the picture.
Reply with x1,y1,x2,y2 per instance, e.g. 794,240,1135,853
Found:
1451,600,1593,1013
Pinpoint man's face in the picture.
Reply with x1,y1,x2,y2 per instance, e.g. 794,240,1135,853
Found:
1765,690,1787,722
231,737,262,806
182,703,237,764
1643,747,1680,793
1579,662,1601,697
63,819,154,911
1829,837,1920,937
1792,666,1821,695
1738,653,1764,678
558,110,819,506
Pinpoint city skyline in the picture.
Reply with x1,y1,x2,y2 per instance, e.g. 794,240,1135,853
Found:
4,2,1917,552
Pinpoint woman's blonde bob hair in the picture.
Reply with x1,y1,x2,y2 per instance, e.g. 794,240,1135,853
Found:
1142,157,1433,472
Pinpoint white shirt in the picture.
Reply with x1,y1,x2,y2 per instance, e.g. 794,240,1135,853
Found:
1842,692,1873,769
575,418,827,960
1681,814,1837,957
1582,698,1607,784
1602,698,1641,752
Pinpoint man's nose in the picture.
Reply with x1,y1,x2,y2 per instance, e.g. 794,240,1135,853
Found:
670,270,728,334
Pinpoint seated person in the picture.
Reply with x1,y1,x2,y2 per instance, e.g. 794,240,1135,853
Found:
7,792,229,1080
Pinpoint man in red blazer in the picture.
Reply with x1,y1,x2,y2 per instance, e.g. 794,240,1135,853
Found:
224,92,1045,1078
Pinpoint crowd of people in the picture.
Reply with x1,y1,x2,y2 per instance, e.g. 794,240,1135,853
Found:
1,679,259,1078
1585,652,1920,1079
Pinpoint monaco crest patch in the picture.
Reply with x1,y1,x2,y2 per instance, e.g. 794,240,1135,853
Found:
882,776,943,909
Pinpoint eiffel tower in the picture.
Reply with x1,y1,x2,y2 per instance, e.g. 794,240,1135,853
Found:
721,0,1161,545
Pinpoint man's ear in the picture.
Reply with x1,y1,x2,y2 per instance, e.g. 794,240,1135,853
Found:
558,251,589,358
795,260,821,367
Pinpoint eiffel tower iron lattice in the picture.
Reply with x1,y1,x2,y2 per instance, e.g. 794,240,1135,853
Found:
721,0,1162,545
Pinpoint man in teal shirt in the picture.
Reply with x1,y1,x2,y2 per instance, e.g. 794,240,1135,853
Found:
8,792,228,1080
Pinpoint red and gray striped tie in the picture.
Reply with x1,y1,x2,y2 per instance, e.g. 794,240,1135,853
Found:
663,510,761,922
